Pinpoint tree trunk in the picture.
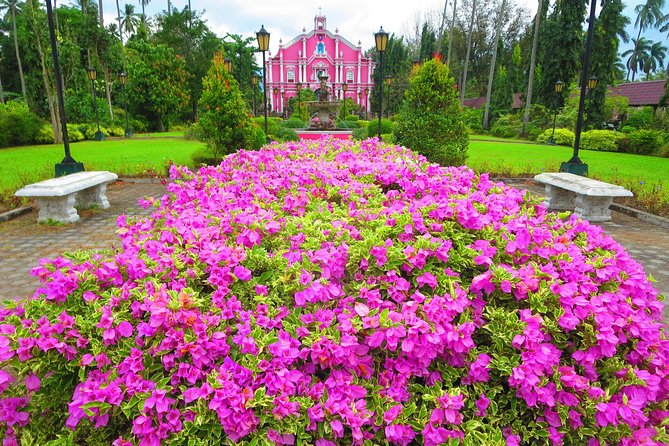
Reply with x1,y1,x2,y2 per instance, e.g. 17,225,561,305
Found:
99,0,104,26
0,72,5,104
628,29,643,81
167,0,171,15
11,5,27,101
446,0,457,68
34,25,61,143
460,0,477,105
437,0,448,53
522,0,542,134
104,64,114,120
483,0,507,129
116,0,126,66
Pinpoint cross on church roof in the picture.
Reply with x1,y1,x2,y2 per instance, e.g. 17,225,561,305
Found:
318,6,323,15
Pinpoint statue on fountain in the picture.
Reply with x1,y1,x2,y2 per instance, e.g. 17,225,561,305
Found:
307,75,340,130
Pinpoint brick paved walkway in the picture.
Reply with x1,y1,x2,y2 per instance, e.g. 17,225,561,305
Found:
0,179,667,314
0,181,165,301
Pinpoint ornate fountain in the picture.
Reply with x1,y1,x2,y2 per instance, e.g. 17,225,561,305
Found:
306,75,341,130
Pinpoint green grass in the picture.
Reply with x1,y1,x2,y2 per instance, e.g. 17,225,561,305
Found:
469,134,529,143
135,131,186,138
0,138,204,203
467,139,669,217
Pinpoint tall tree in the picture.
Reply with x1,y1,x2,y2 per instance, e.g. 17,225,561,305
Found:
483,0,507,130
522,0,543,134
630,0,665,79
120,3,139,36
446,0,456,67
0,0,27,100
586,0,628,129
459,0,477,105
419,22,436,61
437,0,448,53
642,40,667,78
139,0,149,19
623,37,652,81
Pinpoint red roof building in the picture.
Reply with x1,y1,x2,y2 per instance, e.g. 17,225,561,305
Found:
608,80,667,108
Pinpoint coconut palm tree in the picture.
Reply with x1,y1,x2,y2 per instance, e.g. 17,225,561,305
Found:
642,40,667,78
138,0,149,20
120,3,139,36
629,0,665,79
623,37,652,81
0,0,27,101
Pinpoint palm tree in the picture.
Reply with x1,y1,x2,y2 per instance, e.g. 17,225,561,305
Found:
166,0,170,15
642,40,667,78
120,3,139,36
522,0,542,133
623,37,652,80
630,0,665,79
0,0,27,101
460,0,477,105
483,0,507,129
138,0,149,20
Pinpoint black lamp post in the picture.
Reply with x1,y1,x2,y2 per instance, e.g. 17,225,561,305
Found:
364,88,369,120
46,0,83,176
256,25,270,142
87,67,104,141
296,82,302,119
374,26,388,138
341,82,348,118
357,91,362,116
273,87,279,116
548,80,564,145
384,75,393,118
560,0,599,176
119,71,131,138
251,74,258,117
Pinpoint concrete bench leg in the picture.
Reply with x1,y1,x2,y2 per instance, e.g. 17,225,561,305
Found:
544,185,576,211
574,194,613,222
36,194,79,223
74,183,111,209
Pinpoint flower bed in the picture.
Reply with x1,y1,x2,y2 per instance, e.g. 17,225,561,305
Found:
1,138,668,445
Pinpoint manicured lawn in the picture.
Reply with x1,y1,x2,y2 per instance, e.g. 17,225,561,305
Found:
467,140,669,185
467,139,669,217
469,134,529,143
0,138,204,207
135,131,186,138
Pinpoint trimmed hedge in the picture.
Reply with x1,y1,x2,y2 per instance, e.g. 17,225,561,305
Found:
537,128,575,146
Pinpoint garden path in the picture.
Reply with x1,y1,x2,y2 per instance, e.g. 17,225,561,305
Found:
0,179,667,322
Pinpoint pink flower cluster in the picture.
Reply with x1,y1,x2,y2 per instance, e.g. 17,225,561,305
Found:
0,137,668,445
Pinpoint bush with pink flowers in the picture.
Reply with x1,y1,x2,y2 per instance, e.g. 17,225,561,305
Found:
1,137,668,445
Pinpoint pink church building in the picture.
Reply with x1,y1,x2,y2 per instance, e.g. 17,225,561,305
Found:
265,13,376,115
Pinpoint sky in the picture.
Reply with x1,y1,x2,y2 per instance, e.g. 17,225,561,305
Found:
99,0,666,65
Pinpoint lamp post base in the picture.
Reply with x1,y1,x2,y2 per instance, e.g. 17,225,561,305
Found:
559,162,588,176
125,130,133,138
55,162,85,177
94,131,105,141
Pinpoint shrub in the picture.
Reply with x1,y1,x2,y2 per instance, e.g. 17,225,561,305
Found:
35,124,55,144
108,126,126,137
616,134,632,153
282,117,305,129
620,125,636,134
253,116,280,136
344,115,359,122
1,139,668,445
628,129,663,155
462,107,483,133
273,126,299,142
66,124,85,142
0,100,44,148
336,120,359,130
537,128,575,146
393,58,468,165
369,118,395,135
580,130,619,152
352,126,367,140
625,107,655,130
250,124,267,150
490,114,521,139
196,52,257,162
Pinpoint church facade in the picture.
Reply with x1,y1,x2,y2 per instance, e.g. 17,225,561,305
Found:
265,13,376,115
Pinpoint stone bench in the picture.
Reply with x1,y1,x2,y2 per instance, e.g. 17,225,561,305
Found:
15,171,118,223
534,172,632,222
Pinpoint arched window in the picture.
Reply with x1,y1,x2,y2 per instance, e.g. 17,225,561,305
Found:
287,69,295,82
317,42,325,54
346,70,354,83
